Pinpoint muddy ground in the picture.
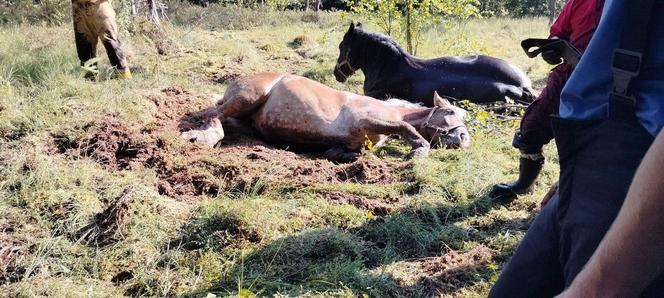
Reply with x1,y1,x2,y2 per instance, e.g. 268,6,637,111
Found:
52,86,409,204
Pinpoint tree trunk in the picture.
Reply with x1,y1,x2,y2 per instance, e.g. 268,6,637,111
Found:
548,0,556,25
146,0,161,25
129,0,137,16
405,0,413,53
387,9,392,36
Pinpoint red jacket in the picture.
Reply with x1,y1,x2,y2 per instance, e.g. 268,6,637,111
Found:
516,0,604,153
550,0,604,52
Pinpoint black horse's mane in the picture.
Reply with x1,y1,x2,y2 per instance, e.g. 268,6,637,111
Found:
355,29,408,58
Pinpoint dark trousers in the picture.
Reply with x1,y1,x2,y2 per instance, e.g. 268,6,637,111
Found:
490,114,663,297
512,65,572,154
72,1,128,70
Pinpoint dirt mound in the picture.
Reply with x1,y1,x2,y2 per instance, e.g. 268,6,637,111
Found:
336,159,395,183
0,219,25,285
420,245,493,293
146,86,214,132
207,63,246,85
325,192,398,216
75,189,134,246
76,115,146,170
54,87,405,199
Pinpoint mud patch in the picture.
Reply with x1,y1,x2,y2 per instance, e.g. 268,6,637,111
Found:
75,115,146,170
324,192,397,216
54,87,405,199
336,159,395,184
420,245,494,293
208,64,246,85
146,86,214,132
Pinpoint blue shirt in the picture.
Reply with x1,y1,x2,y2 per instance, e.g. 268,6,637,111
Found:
559,0,664,136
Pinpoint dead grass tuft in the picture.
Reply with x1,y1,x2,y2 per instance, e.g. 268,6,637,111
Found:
420,245,494,294
75,189,135,246
324,192,398,216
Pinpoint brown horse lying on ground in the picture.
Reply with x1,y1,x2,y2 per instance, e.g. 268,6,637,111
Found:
182,73,470,161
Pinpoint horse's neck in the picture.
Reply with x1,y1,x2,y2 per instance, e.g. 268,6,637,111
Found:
399,107,431,127
362,49,413,93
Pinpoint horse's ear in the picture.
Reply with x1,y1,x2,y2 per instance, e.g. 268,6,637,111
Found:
348,22,355,34
433,92,451,107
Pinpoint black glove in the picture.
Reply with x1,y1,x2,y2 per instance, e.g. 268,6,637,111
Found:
542,48,563,65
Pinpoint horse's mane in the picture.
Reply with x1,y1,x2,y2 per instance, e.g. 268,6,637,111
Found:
384,98,424,108
354,29,422,69
355,30,408,58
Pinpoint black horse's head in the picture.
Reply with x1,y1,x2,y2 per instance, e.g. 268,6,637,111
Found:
334,22,364,83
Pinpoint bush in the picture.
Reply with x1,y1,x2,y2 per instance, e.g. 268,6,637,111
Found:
165,1,339,29
0,0,70,25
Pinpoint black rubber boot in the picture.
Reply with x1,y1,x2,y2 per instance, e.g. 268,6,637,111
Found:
491,154,545,204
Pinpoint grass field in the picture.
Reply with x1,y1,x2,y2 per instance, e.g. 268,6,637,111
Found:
0,4,557,297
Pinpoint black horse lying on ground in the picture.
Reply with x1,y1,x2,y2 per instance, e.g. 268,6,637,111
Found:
333,23,535,106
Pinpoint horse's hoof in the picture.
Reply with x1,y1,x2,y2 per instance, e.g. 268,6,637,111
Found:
181,130,222,147
181,131,198,142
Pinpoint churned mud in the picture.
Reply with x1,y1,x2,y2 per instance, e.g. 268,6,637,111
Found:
53,87,407,200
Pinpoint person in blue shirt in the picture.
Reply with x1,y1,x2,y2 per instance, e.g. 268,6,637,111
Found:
489,0,664,296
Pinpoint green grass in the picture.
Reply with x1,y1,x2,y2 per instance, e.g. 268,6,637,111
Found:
0,5,556,297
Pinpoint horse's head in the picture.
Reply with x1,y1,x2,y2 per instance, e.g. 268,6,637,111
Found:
419,92,471,149
334,22,363,83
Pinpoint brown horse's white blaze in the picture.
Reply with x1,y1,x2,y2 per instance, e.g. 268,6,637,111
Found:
182,73,470,161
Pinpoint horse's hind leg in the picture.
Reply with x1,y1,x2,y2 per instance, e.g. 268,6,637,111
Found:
183,73,283,146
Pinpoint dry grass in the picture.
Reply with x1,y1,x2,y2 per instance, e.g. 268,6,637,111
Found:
0,4,555,297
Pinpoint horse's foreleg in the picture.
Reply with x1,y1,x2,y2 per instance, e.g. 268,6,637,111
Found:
358,118,430,159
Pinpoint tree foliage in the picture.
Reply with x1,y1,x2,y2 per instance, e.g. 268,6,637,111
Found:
346,0,480,54
478,0,565,17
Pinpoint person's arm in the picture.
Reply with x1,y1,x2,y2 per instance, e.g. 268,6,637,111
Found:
557,129,664,297
550,0,576,40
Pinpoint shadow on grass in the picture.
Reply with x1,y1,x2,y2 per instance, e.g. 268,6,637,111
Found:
176,191,534,297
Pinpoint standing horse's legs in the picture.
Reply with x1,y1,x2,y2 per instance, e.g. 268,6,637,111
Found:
358,118,430,159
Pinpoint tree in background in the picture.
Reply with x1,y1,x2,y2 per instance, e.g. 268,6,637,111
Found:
129,0,166,25
478,0,564,17
346,0,479,54
0,0,166,26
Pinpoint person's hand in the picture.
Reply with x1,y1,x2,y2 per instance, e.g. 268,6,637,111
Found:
541,36,563,65
554,289,577,298
542,48,563,65
540,180,559,208
554,281,600,298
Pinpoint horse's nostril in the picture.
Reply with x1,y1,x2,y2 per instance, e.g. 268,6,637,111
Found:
460,132,468,140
